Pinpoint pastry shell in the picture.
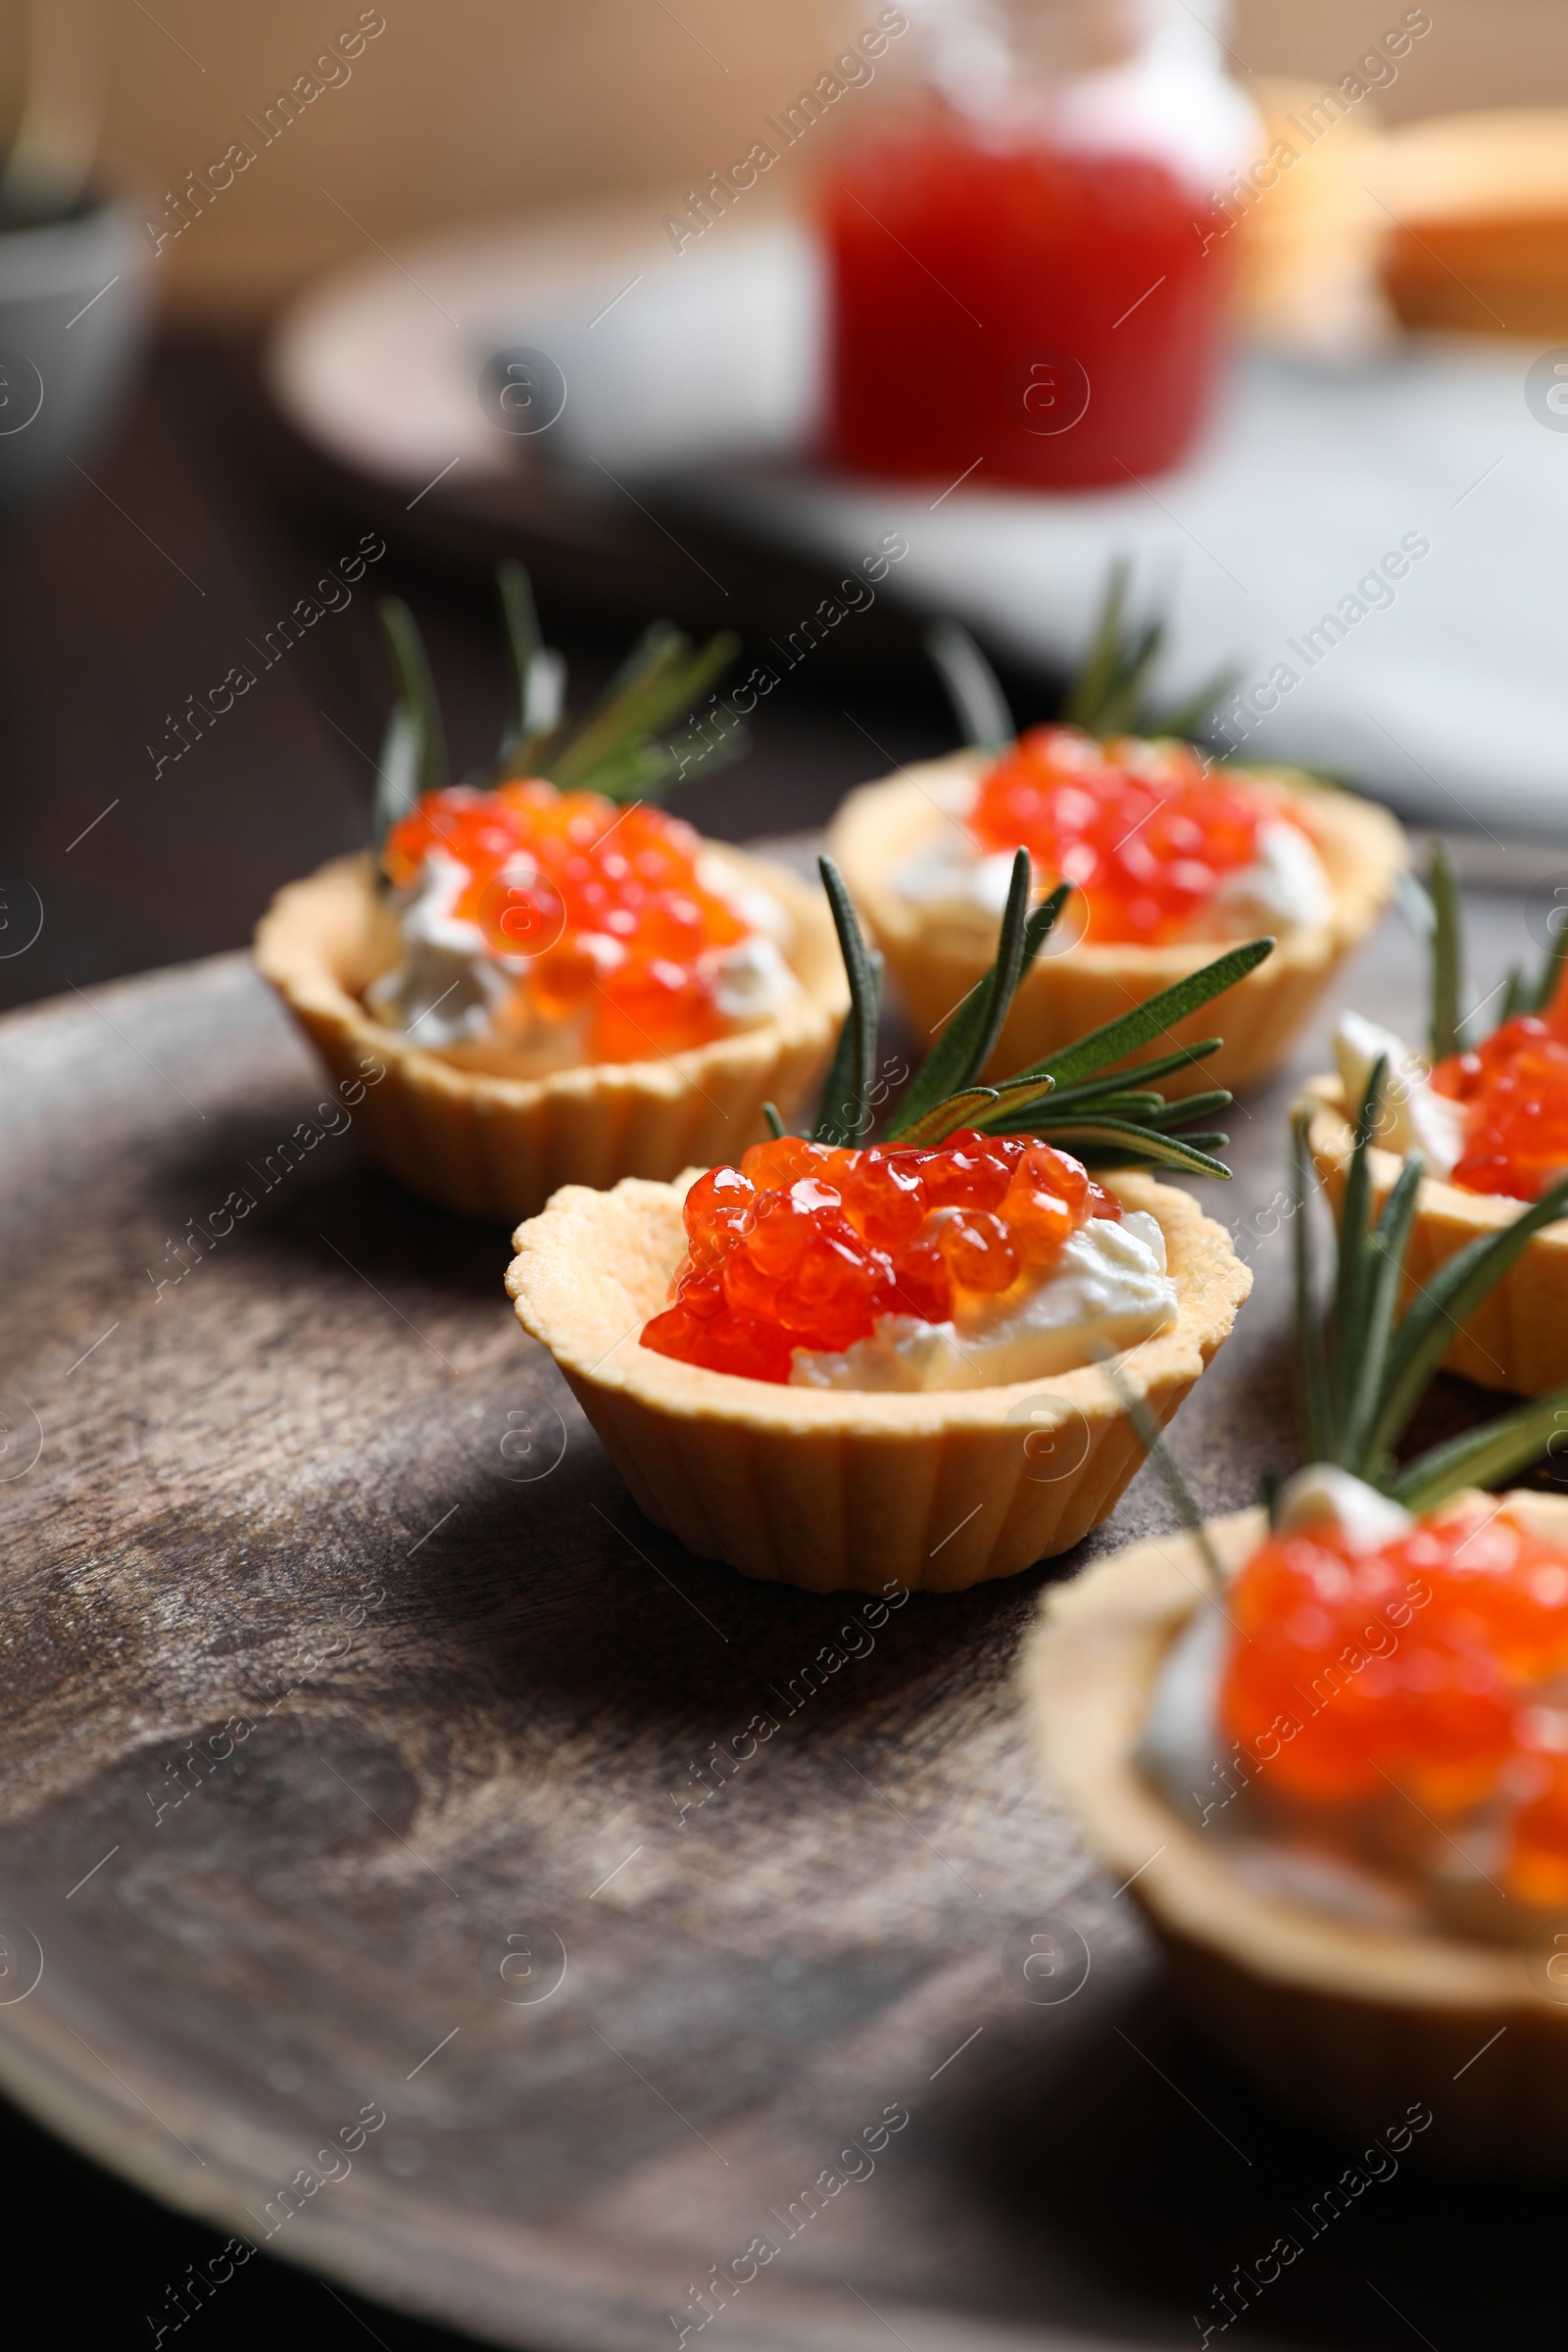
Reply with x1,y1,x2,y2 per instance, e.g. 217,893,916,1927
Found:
254,847,847,1221
1024,1494,1568,2170
828,756,1404,1098
505,1170,1250,1594
1303,1075,1568,1396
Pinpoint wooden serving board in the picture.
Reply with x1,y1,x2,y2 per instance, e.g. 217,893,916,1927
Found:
1,873,1563,2352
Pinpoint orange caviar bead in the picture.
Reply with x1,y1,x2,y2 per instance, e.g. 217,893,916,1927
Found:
1431,995,1568,1200
969,723,1274,946
1218,1497,1568,1897
381,781,751,1060
642,1133,1116,1383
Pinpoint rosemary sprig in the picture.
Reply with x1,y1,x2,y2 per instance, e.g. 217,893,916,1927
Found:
923,564,1241,760
1291,1065,1568,1505
370,564,749,855
1402,836,1568,1058
798,855,1271,1171
495,559,566,777
1067,561,1240,743
923,619,1013,753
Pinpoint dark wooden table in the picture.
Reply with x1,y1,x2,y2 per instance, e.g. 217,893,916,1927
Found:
0,334,954,2351
4,336,1565,2352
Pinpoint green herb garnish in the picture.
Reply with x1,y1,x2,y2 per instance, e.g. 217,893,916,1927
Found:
370,561,747,861
1292,1061,1568,1510
1404,838,1568,1062
925,561,1240,752
802,848,1272,1173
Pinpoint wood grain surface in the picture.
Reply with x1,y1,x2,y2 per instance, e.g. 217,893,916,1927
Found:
3,872,1567,2352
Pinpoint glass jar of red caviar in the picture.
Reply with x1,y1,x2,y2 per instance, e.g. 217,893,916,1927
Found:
822,0,1257,488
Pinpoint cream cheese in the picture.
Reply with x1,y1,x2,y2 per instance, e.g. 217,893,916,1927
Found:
789,1209,1176,1392
1333,1010,1465,1178
366,848,517,1047
1207,818,1333,934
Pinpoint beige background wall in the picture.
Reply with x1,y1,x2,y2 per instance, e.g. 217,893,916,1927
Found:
87,0,1568,317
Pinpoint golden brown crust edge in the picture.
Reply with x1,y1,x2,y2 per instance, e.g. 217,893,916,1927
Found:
829,758,1405,1098
505,1170,1251,1594
1303,1077,1568,1396
1023,1499,1568,2168
253,848,848,1220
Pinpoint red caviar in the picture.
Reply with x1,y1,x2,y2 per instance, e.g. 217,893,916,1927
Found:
1432,996,1568,1201
1220,1497,1568,1906
382,782,752,1060
969,724,1282,947
642,1132,1117,1384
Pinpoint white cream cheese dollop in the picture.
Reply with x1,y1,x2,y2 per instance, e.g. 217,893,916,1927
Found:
366,848,516,1047
1333,1010,1465,1178
891,776,1333,938
789,1208,1176,1392
368,846,802,1055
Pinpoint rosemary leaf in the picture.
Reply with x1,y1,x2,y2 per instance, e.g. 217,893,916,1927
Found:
1291,1109,1332,1465
884,850,1033,1137
372,703,422,860
1143,1087,1233,1131
585,706,749,805
894,1087,1002,1148
1388,1382,1568,1513
1026,938,1274,1090
1367,1171,1568,1464
376,598,447,798
1394,865,1435,942
1428,838,1462,1061
761,1101,786,1141
1342,1151,1426,1472
1017,1038,1223,1111
1065,561,1132,734
548,626,740,795
495,561,565,775
924,620,1013,753
546,623,684,789
1037,1119,1233,1179
811,857,881,1146
1327,1061,1385,1460
1090,614,1163,739
969,1072,1059,1131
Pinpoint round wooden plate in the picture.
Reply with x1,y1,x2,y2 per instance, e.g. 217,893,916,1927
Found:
0,895,1556,2349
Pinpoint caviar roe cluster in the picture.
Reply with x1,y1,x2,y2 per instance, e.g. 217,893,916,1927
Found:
1220,1497,1568,1907
969,723,1279,947
641,1131,1118,1384
1432,984,1568,1202
382,781,753,1061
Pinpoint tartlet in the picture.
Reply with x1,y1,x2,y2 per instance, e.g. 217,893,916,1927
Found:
831,750,1402,1099
507,850,1262,1593
256,845,846,1222
254,566,847,1220
1024,1494,1568,2170
507,1163,1249,1593
1025,1068,1568,2167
